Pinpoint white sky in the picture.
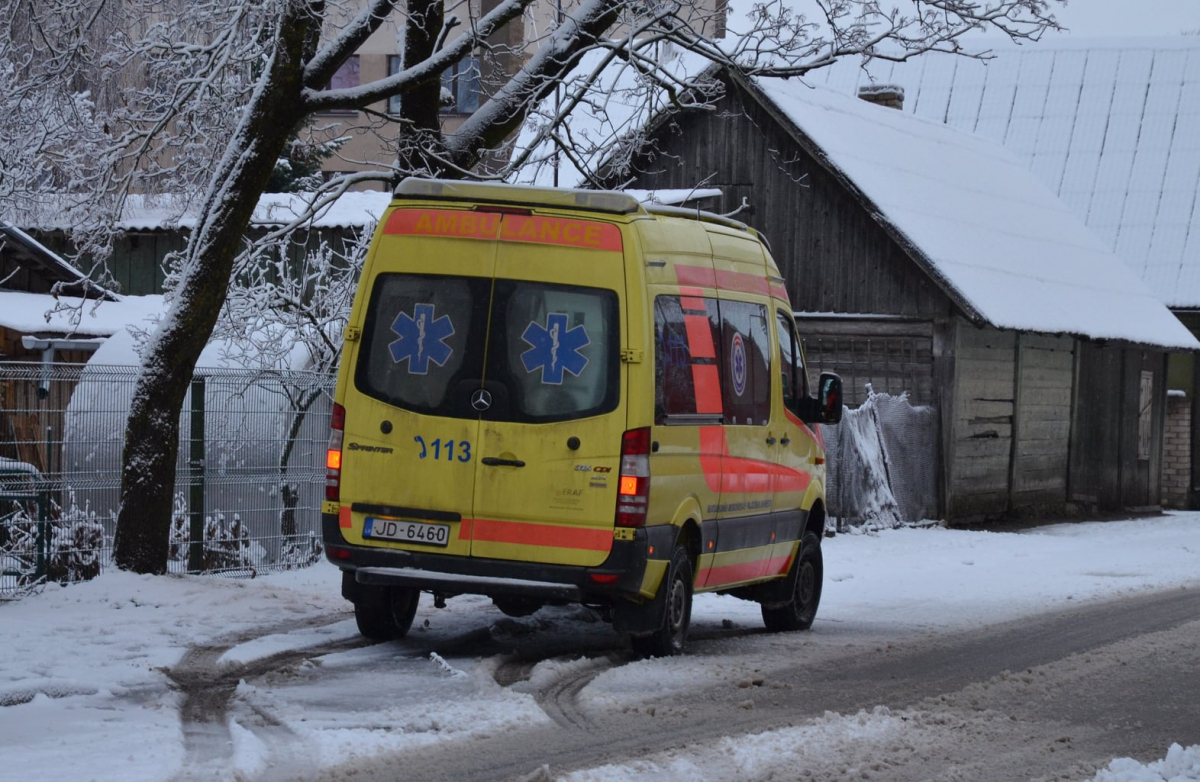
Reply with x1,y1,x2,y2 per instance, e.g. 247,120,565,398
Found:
1049,0,1198,37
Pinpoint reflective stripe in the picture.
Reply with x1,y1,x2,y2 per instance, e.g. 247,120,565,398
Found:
675,265,772,297
339,505,352,529
699,427,811,495
691,364,723,415
461,518,613,552
698,554,792,587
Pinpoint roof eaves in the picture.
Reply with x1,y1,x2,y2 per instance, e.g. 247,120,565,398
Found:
0,221,119,302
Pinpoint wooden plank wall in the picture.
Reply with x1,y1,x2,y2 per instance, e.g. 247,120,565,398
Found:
1010,335,1074,508
601,76,956,321
798,319,935,406
949,326,1015,517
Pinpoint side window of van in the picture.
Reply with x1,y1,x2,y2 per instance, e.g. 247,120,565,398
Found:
776,310,807,411
719,300,772,426
654,295,723,423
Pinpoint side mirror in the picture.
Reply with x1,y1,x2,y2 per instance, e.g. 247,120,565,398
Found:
816,372,842,424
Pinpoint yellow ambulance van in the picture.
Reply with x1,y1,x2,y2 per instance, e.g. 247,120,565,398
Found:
322,178,842,656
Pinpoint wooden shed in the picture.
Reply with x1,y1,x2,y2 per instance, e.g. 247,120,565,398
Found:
27,192,390,297
593,67,1198,521
807,38,1200,510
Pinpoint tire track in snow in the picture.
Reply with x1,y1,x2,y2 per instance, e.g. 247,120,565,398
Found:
166,612,365,781
532,654,622,730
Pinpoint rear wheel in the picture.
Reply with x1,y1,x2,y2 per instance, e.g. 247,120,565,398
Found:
354,585,420,640
631,545,693,657
761,532,822,632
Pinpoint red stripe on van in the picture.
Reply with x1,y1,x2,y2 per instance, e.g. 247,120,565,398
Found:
716,269,771,297
691,364,723,414
769,282,790,302
699,554,792,588
385,209,622,252
339,505,352,529
466,518,613,552
675,265,717,288
683,314,716,359
676,265,772,297
697,427,812,495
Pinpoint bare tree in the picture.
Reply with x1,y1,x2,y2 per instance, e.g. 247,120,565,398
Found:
0,0,1063,573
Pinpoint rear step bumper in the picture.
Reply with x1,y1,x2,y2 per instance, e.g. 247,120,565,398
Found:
322,512,672,602
356,566,582,601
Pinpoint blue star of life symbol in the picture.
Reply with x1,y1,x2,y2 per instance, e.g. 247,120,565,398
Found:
388,302,454,374
520,313,590,385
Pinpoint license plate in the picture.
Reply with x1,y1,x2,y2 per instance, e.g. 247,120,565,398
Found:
364,517,451,547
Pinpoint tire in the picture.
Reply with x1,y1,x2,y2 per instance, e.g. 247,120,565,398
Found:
631,544,693,657
762,532,823,632
354,585,420,640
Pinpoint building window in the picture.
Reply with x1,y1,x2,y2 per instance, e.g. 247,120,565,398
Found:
441,56,480,115
326,55,360,115
387,55,402,115
386,54,480,116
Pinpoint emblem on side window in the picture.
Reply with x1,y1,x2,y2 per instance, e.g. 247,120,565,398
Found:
470,388,493,412
731,333,747,397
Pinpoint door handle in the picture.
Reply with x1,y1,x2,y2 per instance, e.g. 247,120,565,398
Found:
781,437,791,446
765,437,777,445
481,457,526,467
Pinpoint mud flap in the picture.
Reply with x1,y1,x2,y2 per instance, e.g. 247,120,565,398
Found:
612,585,667,636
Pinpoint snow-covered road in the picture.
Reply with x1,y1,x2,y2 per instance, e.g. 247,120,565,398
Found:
2,515,1199,782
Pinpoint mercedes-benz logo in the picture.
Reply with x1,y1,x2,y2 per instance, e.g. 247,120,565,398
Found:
470,388,492,412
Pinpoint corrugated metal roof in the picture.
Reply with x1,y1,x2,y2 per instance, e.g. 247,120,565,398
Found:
809,36,1200,308
745,74,1198,350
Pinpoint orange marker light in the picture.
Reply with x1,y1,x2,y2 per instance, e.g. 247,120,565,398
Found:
619,475,639,495
326,450,342,470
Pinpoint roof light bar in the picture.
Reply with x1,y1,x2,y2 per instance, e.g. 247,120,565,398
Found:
394,177,644,216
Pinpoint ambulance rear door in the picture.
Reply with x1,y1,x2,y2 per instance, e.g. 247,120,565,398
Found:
468,212,628,567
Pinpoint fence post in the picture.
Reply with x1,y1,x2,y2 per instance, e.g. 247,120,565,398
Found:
35,481,48,583
188,376,206,573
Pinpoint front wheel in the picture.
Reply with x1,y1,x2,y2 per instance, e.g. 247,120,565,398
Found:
761,532,822,632
631,545,693,657
354,585,420,640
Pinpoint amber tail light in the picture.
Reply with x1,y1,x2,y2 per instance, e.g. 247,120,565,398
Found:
326,403,345,502
615,427,651,527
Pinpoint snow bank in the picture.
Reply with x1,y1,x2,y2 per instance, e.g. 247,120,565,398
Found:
1088,744,1200,782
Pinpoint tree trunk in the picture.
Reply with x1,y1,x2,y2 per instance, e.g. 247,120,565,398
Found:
112,2,321,574
396,0,449,175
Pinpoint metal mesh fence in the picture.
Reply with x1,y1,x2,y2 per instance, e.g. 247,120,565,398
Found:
0,362,334,598
821,390,940,530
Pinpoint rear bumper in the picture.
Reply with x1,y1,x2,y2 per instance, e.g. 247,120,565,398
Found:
322,512,668,603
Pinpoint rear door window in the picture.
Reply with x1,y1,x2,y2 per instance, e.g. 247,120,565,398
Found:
488,280,620,423
355,273,489,417
356,274,618,423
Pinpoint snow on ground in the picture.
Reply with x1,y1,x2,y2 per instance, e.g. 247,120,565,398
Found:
1,515,1198,782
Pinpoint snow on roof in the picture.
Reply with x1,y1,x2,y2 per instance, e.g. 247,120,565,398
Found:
0,221,89,283
0,290,163,338
624,188,723,205
805,36,1200,309
26,191,394,233
750,75,1197,349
